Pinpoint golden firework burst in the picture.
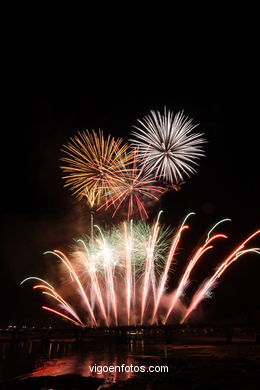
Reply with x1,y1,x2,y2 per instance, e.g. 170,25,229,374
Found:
60,129,132,207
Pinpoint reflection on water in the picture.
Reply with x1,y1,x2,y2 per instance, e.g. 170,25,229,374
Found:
0,340,158,384
1,339,259,386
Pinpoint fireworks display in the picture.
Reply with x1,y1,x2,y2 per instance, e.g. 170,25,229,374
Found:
97,153,166,219
130,107,205,184
21,214,260,327
21,107,259,328
60,129,132,208
60,108,205,219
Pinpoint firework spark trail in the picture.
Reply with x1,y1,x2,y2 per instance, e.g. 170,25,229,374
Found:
124,222,133,325
43,292,81,321
95,228,118,325
45,250,97,326
76,246,109,326
164,233,227,324
140,218,161,324
33,284,84,326
97,153,166,219
76,246,105,313
21,278,84,326
130,108,205,184
42,306,82,327
131,225,137,326
21,277,54,290
151,213,194,323
205,218,232,242
24,220,167,327
181,229,260,323
22,217,259,327
60,130,132,207
163,218,231,323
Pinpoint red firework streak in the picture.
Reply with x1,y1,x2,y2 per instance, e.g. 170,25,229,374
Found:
97,152,166,220
180,229,260,323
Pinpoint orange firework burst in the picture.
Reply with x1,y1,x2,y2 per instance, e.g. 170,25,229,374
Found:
97,153,166,219
60,129,132,207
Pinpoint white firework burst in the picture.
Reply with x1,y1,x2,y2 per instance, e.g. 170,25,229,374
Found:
130,107,206,184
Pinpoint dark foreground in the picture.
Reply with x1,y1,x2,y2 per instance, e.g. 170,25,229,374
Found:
1,342,260,390
110,351,260,390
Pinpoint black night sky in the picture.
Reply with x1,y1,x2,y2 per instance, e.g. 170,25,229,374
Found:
1,90,259,327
